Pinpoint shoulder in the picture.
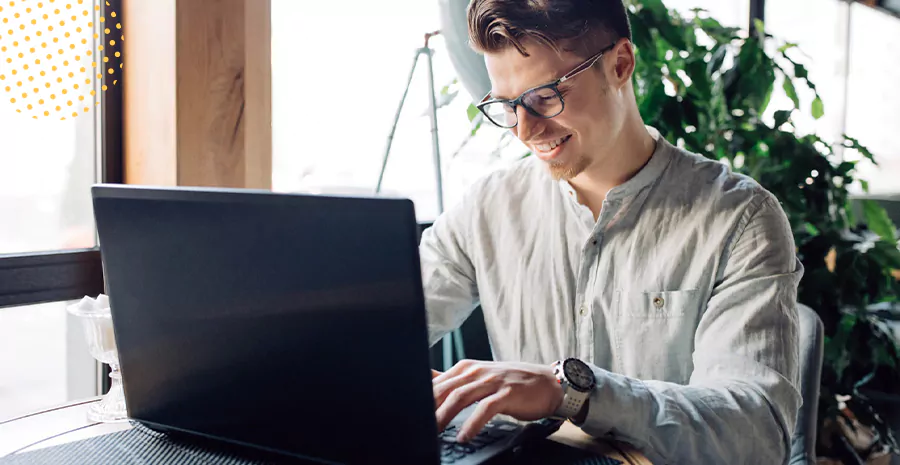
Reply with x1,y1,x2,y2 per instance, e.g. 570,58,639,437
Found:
660,144,780,219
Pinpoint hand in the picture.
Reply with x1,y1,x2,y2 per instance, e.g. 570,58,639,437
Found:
431,360,563,442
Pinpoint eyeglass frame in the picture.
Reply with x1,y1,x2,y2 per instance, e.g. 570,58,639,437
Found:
475,42,617,128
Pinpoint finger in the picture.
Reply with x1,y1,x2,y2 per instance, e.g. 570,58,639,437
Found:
433,359,476,384
433,362,485,409
458,390,507,442
432,369,443,379
433,372,475,410
435,381,497,432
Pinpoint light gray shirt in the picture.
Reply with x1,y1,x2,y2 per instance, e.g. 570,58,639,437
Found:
420,128,803,464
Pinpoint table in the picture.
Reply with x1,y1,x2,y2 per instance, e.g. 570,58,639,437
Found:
0,399,651,464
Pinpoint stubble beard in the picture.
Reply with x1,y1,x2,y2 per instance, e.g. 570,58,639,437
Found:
546,153,590,181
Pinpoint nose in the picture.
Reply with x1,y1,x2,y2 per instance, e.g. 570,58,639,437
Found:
513,105,540,141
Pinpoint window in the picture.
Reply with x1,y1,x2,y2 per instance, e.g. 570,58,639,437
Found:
843,3,900,194
763,0,848,160
0,0,121,421
0,301,95,420
271,0,519,221
0,118,97,255
765,0,900,195
663,0,750,28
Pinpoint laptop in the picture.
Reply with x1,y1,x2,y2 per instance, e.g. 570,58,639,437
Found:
91,185,562,465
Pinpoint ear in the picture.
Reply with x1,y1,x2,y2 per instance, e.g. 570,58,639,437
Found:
607,37,636,90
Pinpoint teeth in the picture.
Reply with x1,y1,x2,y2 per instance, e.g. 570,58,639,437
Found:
536,136,569,152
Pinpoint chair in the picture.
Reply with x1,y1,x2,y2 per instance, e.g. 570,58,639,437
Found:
791,304,825,465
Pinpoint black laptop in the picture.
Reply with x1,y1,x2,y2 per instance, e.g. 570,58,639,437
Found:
91,185,561,465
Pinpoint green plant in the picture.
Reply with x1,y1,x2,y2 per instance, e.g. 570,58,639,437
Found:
462,0,900,461
622,1,900,461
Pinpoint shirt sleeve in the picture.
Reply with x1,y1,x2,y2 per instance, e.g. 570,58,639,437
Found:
576,193,803,465
419,183,482,347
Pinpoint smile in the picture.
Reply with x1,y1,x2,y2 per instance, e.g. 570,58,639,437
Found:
533,135,572,161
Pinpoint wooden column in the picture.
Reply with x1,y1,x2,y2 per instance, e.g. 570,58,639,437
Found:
122,0,271,189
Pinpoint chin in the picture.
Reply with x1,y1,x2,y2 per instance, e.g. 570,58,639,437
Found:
545,155,589,181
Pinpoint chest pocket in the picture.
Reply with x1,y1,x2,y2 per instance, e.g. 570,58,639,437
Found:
613,289,704,383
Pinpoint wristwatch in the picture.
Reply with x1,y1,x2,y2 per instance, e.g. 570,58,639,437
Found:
551,358,596,420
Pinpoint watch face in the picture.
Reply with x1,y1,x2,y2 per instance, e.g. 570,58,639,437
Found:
563,359,595,391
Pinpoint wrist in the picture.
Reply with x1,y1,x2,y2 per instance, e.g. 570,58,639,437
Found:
571,397,590,424
549,367,565,413
550,358,595,420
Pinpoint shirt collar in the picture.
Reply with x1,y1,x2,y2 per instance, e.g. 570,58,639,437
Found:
557,126,674,203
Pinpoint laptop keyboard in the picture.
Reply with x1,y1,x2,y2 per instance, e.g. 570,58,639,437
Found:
438,421,518,463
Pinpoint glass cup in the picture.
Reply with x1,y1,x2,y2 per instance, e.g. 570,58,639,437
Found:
67,297,127,422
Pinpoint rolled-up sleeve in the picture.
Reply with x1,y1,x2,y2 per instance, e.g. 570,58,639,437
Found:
577,193,803,464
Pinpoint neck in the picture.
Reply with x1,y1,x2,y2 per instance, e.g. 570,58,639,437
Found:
568,115,656,217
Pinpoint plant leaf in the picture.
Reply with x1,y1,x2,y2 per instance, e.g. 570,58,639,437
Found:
783,78,800,109
843,135,877,163
435,90,459,109
805,223,820,236
707,45,728,76
862,200,898,243
467,103,480,122
753,18,766,39
853,371,877,392
794,63,809,80
638,0,668,16
811,96,825,120
470,121,482,137
760,80,775,115
774,110,792,128
873,241,900,270
778,42,798,53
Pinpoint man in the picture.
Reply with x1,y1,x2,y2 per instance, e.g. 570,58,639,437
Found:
420,0,803,463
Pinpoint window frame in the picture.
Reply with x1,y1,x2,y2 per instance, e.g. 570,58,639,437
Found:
750,0,765,29
0,0,123,311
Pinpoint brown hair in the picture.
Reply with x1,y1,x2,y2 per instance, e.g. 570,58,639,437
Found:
467,0,632,58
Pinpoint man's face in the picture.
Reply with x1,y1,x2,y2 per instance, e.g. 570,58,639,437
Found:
485,40,626,181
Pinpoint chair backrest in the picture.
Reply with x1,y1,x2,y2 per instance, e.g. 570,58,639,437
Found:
791,304,825,465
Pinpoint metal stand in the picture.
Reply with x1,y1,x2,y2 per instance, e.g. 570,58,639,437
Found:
374,31,465,371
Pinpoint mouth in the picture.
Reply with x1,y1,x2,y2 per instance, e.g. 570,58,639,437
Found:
532,135,572,161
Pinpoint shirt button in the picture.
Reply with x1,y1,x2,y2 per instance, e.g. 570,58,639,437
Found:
579,305,587,316
653,297,665,309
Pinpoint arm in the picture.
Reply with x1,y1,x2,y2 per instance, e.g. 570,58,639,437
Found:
419,187,481,347
577,194,803,464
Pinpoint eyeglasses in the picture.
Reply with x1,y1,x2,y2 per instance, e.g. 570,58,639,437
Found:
476,43,616,129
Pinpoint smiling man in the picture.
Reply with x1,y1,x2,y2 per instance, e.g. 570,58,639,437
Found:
420,0,803,464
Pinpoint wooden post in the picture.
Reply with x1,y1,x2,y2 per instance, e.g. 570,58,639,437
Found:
122,0,271,189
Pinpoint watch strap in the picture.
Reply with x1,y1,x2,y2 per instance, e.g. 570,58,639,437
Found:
552,360,592,420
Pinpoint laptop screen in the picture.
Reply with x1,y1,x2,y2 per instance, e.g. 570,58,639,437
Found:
92,185,439,464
